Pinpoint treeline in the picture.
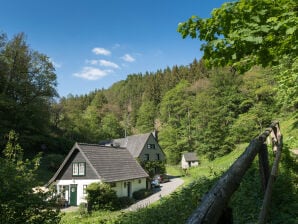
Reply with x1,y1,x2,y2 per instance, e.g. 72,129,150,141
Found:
52,62,277,163
0,31,289,165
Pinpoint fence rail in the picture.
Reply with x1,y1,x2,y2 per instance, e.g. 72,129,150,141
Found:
186,122,282,224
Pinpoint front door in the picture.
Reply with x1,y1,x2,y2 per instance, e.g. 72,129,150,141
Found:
127,182,131,197
70,184,77,206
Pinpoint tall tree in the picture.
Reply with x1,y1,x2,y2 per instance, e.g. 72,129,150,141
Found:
0,32,57,150
136,100,156,133
159,80,196,164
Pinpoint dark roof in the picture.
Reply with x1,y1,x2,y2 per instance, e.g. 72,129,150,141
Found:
106,133,152,158
183,152,198,162
48,143,148,185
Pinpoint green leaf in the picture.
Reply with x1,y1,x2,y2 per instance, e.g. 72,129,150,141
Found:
286,27,296,35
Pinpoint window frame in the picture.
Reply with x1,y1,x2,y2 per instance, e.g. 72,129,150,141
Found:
147,144,156,149
83,185,87,194
144,154,150,161
72,162,86,176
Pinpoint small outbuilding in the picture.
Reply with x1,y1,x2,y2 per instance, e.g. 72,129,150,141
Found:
181,152,199,169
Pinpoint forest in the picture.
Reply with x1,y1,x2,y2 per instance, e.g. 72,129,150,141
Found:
0,33,296,167
0,0,297,223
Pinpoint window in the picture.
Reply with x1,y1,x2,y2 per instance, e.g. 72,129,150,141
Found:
72,162,86,176
83,185,87,194
110,182,116,188
145,154,149,161
138,179,142,184
72,163,78,176
79,163,85,175
147,144,155,149
156,153,160,160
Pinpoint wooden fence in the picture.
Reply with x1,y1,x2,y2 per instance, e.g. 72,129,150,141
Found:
186,122,283,224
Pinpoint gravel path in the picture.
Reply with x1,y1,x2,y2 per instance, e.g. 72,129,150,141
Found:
126,177,184,211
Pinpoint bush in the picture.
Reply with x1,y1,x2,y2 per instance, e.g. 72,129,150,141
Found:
78,203,88,217
139,160,166,177
86,183,119,212
132,189,153,200
118,197,135,208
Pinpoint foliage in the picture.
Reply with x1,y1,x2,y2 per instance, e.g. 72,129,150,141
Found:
178,0,297,71
230,144,298,223
178,0,298,109
60,210,122,224
139,160,166,177
0,131,61,224
0,32,58,150
136,100,156,133
118,197,135,209
132,189,153,200
78,203,88,217
86,182,119,211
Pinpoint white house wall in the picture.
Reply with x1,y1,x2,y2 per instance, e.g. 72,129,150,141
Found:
181,156,188,169
181,156,199,169
190,161,199,167
56,179,100,205
111,178,147,197
56,177,147,205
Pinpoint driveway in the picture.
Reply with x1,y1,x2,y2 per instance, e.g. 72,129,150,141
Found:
126,176,184,211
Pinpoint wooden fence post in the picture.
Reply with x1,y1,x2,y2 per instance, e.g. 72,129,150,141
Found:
258,144,270,192
258,125,282,224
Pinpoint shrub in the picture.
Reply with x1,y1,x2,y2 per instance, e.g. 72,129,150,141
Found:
118,197,135,208
139,160,166,177
132,189,153,200
86,183,119,212
78,203,88,217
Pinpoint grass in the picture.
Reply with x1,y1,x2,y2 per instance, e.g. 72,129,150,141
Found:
60,210,123,224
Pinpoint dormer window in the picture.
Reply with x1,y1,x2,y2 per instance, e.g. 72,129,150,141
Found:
72,162,86,176
147,144,155,149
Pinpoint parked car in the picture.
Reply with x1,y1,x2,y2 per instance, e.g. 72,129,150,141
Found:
151,179,160,188
153,174,170,183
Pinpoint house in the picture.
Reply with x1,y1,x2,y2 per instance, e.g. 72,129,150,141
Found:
181,152,199,169
47,142,149,206
101,131,166,173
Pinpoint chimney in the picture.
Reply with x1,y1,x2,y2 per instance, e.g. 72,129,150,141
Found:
153,129,158,143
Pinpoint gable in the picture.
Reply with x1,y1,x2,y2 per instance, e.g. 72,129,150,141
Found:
56,149,98,180
138,134,166,161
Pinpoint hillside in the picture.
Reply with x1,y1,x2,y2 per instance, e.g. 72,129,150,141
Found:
60,139,297,223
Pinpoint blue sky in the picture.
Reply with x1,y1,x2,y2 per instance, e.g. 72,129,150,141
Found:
0,0,227,97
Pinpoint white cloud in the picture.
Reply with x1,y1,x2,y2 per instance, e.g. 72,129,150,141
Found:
121,54,135,62
85,59,119,69
92,47,111,56
99,60,119,68
73,67,112,80
85,59,98,65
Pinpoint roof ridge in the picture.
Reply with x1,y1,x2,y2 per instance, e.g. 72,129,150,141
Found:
78,142,127,149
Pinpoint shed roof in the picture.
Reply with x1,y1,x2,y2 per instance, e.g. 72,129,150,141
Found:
183,152,198,162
